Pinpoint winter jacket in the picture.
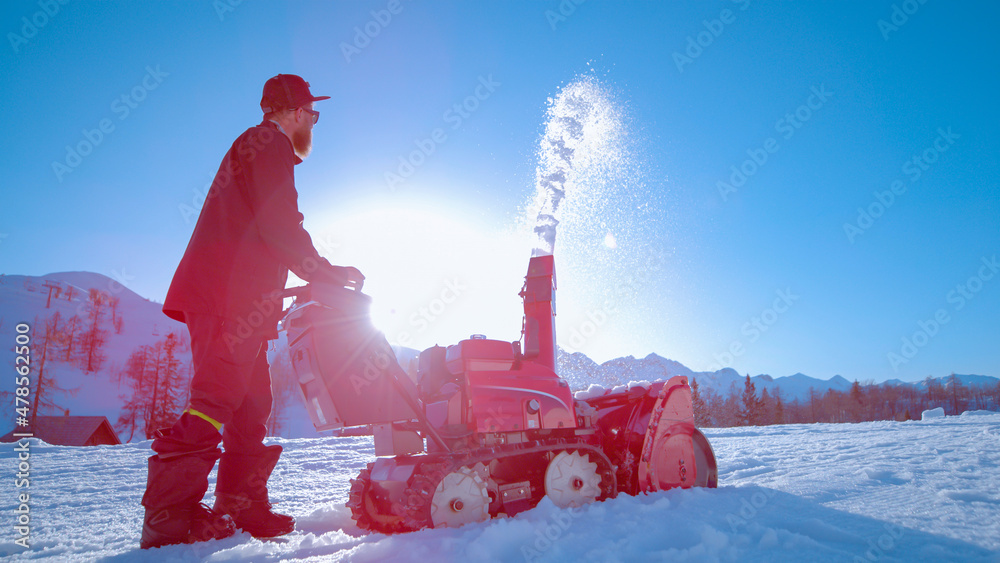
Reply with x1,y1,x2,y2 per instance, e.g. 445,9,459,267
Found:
163,120,335,335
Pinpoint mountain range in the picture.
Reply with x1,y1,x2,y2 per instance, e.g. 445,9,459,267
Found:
1,271,995,440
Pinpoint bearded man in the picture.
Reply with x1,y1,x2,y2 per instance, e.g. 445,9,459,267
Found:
140,74,363,549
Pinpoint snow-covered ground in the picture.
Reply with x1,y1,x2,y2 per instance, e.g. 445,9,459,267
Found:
2,413,998,562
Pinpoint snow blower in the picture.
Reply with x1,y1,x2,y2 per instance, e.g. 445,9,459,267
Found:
280,254,717,532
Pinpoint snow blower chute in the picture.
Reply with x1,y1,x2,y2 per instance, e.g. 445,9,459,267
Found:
281,254,717,532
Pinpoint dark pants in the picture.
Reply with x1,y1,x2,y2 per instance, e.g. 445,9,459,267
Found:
145,312,274,504
184,312,273,457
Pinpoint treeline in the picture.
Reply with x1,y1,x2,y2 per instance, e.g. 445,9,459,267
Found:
22,289,121,422
115,332,192,441
115,334,298,441
37,288,119,373
692,375,1000,428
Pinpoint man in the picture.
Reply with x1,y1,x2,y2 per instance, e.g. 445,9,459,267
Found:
140,74,363,549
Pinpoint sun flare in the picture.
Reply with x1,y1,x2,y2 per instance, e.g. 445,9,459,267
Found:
302,203,530,351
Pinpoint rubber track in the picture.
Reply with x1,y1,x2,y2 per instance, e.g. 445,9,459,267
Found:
350,439,618,533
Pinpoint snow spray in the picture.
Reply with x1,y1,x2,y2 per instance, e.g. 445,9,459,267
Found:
529,76,626,257
524,75,671,358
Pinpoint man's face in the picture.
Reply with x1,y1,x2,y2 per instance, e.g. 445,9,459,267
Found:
291,103,314,160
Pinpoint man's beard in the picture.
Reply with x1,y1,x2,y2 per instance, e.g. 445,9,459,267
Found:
292,126,312,159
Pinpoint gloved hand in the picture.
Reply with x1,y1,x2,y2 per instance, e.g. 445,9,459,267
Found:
318,264,365,290
310,265,370,312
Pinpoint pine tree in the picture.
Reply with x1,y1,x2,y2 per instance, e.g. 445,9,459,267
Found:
740,374,759,426
690,378,710,427
758,387,773,426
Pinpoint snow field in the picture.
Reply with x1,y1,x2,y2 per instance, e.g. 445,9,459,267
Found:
1,414,998,561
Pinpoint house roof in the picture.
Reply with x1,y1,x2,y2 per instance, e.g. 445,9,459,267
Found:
0,416,121,446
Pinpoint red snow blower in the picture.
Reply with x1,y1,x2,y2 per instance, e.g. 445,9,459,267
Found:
280,254,717,532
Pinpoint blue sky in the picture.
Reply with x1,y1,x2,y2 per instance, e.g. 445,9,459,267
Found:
1,1,997,382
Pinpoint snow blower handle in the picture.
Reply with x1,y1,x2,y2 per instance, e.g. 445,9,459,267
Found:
277,265,365,300
336,266,365,292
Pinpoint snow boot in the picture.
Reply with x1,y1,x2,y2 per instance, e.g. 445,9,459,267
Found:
214,444,295,538
141,501,236,549
141,415,235,549
140,450,236,549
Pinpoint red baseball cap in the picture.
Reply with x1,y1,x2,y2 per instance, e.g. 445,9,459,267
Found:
260,74,330,113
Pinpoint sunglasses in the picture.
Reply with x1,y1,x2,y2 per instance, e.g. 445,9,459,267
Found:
300,107,320,124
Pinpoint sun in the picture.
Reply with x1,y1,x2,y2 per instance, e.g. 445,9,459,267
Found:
299,202,531,352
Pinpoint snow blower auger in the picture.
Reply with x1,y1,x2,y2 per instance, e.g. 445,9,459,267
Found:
280,254,717,533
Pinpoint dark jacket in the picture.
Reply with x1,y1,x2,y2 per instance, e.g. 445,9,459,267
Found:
163,120,334,333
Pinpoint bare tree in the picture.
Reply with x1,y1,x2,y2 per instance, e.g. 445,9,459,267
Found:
29,313,79,425
116,346,150,442
108,295,123,334
81,289,110,372
758,387,773,426
773,388,785,425
116,332,192,441
62,314,81,362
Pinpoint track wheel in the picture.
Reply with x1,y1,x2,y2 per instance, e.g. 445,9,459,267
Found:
544,451,602,508
430,466,490,528
347,462,406,533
